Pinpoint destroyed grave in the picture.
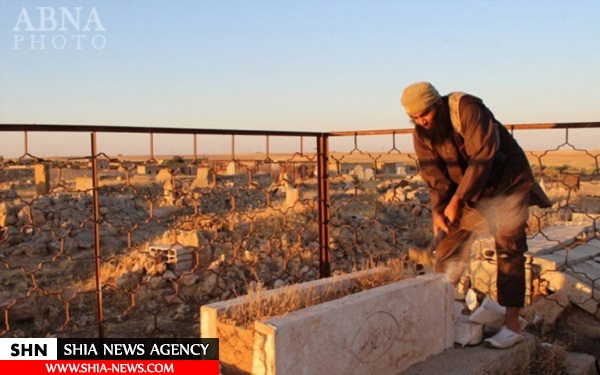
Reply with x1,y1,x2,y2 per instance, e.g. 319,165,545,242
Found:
201,268,454,375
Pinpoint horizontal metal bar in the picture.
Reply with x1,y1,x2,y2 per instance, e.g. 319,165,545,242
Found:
328,129,415,136
328,122,600,137
1,121,598,137
0,124,323,137
503,122,600,130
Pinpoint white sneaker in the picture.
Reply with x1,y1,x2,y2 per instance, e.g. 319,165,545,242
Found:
483,326,524,349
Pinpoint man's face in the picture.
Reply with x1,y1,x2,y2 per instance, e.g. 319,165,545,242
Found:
409,104,438,130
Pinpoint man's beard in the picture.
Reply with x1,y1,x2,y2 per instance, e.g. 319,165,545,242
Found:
413,104,452,146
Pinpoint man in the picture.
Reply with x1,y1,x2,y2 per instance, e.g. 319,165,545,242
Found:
400,82,551,349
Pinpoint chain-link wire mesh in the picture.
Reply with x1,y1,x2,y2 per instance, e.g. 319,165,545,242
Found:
0,123,598,343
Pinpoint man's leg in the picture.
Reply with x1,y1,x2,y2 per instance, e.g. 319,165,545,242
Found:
495,232,528,333
434,227,474,285
483,191,530,349
483,240,527,349
505,307,522,333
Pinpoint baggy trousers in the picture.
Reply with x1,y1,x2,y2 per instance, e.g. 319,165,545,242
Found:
434,189,530,308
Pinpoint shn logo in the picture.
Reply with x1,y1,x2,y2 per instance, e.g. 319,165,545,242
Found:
12,7,107,50
11,343,47,357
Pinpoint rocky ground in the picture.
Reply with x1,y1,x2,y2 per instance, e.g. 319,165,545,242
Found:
0,169,598,366
0,171,431,337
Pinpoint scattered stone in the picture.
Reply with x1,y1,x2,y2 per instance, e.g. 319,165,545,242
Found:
7,185,18,198
152,205,182,220
201,273,220,295
149,276,168,290
174,303,190,321
24,242,48,257
243,250,257,263
0,202,17,227
273,279,286,288
0,292,34,323
521,291,571,334
116,273,140,290
181,273,200,286
165,294,184,305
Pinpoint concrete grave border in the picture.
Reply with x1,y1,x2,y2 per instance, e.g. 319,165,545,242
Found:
201,269,454,375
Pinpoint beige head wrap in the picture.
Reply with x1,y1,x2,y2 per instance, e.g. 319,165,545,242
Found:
400,82,441,116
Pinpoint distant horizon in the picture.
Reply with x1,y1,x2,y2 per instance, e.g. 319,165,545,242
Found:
2,147,598,165
1,120,599,159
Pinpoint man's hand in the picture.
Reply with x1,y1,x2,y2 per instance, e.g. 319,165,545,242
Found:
444,195,463,226
433,212,449,236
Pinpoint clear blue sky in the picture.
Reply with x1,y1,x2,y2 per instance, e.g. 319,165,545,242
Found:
1,0,599,157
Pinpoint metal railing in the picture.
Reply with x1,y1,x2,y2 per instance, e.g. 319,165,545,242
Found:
0,122,598,340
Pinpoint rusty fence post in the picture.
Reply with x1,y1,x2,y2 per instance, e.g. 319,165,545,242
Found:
317,134,331,278
91,132,105,338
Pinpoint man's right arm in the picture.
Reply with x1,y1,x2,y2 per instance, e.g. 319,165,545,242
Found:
413,132,452,235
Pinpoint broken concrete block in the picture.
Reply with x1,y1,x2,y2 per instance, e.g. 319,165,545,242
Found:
148,244,195,275
521,291,571,334
541,271,600,318
166,246,193,256
469,297,505,329
579,180,600,196
455,314,484,347
525,224,591,256
166,252,194,264
176,230,206,248
465,288,484,312
455,276,472,301
532,253,566,272
588,238,600,249
152,205,182,220
565,262,600,287
553,244,600,266
168,260,194,273
148,244,172,257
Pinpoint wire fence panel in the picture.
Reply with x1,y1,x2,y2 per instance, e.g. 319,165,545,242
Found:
0,123,598,341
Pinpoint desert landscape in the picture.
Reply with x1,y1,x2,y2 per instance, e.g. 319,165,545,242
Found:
1,147,599,372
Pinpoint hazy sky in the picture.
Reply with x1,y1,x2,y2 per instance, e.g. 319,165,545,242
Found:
1,0,599,157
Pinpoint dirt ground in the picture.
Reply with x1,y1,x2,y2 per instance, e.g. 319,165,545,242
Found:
542,305,600,361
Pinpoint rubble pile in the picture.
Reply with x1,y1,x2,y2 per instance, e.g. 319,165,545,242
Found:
0,168,441,337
